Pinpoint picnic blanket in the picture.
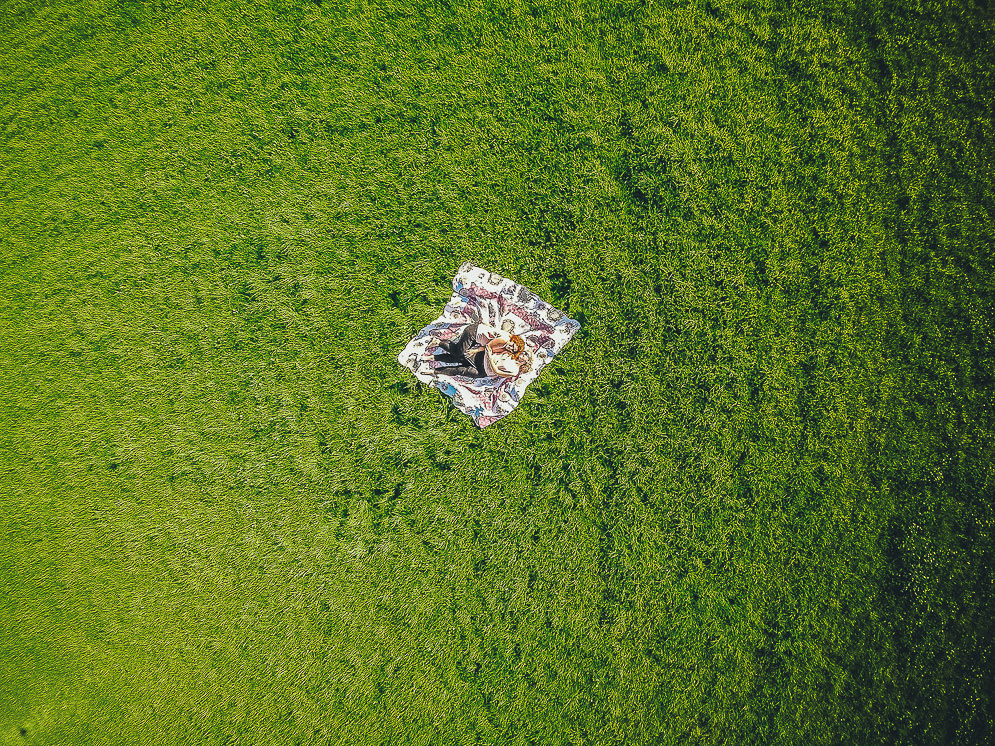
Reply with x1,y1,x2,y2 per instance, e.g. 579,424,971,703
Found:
397,262,581,427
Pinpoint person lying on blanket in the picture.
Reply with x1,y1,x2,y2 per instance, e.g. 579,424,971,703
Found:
433,322,533,379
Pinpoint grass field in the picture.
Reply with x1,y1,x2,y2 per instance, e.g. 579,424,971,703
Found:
1,0,993,743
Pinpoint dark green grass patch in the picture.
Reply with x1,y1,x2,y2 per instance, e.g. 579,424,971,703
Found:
1,0,992,743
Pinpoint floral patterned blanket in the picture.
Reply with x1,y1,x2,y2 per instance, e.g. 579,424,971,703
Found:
397,262,581,427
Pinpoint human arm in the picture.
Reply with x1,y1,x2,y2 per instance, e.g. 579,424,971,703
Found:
473,322,504,347
483,345,521,378
461,323,509,356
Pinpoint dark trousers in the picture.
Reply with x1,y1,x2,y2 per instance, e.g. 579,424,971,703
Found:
434,323,488,378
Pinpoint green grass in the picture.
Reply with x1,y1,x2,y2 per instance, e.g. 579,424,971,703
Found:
1,0,992,743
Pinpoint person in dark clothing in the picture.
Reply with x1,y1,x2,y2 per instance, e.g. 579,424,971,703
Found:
433,322,529,379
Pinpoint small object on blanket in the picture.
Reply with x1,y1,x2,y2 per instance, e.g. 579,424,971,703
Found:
397,262,581,427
